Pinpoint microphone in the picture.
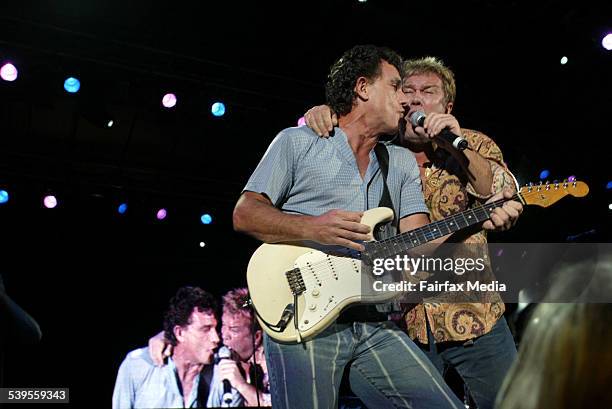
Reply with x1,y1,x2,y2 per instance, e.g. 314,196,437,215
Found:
217,346,234,405
409,111,468,151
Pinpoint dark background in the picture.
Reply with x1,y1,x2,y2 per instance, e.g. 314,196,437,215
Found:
0,0,610,407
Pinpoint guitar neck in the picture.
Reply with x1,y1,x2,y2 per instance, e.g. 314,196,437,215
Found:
366,193,521,259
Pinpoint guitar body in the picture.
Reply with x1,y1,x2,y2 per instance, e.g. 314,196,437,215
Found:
247,207,394,343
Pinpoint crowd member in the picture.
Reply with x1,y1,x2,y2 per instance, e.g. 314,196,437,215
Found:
496,256,612,409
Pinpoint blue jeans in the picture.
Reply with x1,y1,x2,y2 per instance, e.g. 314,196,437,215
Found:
420,317,517,409
264,320,464,409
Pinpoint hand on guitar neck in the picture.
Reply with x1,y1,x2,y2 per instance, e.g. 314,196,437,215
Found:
482,189,523,232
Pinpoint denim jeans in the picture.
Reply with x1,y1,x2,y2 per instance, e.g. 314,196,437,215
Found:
264,320,464,409
420,317,517,409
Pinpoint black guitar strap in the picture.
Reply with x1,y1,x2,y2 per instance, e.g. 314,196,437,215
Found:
374,143,398,230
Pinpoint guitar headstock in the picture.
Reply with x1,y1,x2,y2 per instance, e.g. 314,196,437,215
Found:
519,180,589,207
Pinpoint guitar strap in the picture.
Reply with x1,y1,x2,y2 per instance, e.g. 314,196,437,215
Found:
373,143,398,230
336,143,399,323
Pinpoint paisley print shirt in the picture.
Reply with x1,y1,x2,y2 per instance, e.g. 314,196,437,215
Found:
403,129,517,343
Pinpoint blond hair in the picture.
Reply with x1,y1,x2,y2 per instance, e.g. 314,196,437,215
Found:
403,57,456,105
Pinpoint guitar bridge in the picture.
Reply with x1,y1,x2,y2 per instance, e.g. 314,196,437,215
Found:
285,268,306,295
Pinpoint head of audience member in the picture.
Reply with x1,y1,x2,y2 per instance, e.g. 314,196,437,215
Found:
163,286,220,366
325,44,407,136
400,56,457,145
221,288,262,362
496,256,612,409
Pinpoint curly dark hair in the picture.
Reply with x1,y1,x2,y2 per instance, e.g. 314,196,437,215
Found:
325,45,403,117
163,286,217,346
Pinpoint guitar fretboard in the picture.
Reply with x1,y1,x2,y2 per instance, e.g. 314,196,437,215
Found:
365,193,520,260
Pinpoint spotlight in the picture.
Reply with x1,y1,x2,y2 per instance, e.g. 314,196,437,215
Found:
606,181,612,190
118,203,128,214
156,208,167,220
64,77,81,93
539,169,550,180
199,241,206,247
0,189,8,204
200,214,212,225
43,195,58,209
602,33,612,51
211,102,226,117
560,56,568,65
0,63,18,82
567,175,576,182
297,116,306,126
162,93,177,108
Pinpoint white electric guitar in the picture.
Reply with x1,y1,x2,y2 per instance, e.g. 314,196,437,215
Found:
247,181,589,343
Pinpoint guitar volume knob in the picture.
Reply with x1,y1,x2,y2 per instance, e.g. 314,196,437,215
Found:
311,289,320,297
308,304,317,311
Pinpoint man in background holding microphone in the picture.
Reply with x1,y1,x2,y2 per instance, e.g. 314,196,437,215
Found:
208,288,270,407
304,56,520,409
148,287,271,407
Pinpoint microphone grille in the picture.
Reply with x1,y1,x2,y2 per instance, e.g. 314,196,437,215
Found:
217,346,232,359
409,111,426,127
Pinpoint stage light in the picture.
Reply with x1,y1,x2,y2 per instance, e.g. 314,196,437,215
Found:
156,208,167,220
64,77,81,93
297,116,306,126
560,56,568,65
0,190,8,204
609,203,612,211
606,181,612,190
162,93,177,108
107,120,114,128
199,241,206,247
567,175,576,182
200,214,212,224
211,102,225,117
118,203,128,214
602,33,612,51
0,63,18,82
43,195,58,208
539,169,550,180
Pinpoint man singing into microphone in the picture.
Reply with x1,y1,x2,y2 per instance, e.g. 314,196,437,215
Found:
148,288,271,407
208,288,270,407
304,56,521,409
112,286,220,408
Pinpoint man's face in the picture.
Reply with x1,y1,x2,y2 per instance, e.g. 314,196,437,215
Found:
221,312,260,362
176,309,219,365
365,61,408,135
400,72,452,145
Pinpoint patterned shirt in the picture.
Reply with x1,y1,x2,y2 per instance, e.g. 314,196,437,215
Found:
403,129,518,343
